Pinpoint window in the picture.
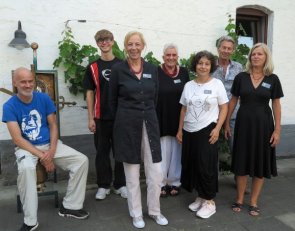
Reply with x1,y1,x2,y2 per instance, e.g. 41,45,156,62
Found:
236,7,268,47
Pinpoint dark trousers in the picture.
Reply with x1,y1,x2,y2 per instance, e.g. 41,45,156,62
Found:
181,123,218,200
94,119,126,189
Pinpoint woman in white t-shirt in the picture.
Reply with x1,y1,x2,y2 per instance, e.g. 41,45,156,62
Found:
176,50,228,219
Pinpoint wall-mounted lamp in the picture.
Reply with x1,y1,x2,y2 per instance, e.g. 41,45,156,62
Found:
8,21,30,50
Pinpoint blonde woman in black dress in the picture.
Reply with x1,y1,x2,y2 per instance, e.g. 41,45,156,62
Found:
225,43,284,216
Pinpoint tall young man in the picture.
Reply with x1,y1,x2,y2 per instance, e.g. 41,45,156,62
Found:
83,29,126,200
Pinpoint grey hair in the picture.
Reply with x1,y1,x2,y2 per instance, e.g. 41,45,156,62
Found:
216,35,236,49
163,43,178,54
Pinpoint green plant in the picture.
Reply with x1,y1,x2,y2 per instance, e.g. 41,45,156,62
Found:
53,25,99,95
222,14,250,66
218,129,231,173
179,53,196,79
144,51,161,66
112,41,126,60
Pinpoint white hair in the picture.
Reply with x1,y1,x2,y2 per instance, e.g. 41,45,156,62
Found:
163,43,178,55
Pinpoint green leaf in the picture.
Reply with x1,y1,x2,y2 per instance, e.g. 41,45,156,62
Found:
144,52,161,66
112,41,126,60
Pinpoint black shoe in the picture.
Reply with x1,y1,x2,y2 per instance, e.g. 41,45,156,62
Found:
58,204,89,219
19,222,39,231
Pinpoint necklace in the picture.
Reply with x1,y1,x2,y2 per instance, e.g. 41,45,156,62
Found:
128,58,143,75
251,73,264,82
162,64,178,78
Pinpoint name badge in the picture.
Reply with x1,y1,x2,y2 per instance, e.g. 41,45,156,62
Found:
142,73,152,79
262,82,271,89
204,90,212,94
174,79,181,84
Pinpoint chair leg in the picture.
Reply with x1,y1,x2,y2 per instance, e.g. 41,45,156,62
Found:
54,191,59,208
54,169,57,183
17,195,22,213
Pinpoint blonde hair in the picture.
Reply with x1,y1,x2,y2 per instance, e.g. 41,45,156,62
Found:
245,43,274,76
123,31,146,50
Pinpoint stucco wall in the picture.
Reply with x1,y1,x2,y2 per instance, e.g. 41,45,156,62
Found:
1,0,294,140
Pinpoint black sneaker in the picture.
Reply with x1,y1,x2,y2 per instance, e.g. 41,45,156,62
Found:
19,222,39,231
58,204,89,219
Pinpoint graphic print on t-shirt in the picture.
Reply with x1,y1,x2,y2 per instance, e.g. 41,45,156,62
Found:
188,93,210,121
102,69,111,81
21,109,42,141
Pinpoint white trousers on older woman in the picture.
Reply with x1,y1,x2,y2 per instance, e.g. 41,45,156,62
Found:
160,136,182,187
123,123,163,218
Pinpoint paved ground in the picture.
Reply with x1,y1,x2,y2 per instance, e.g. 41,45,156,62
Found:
0,158,295,231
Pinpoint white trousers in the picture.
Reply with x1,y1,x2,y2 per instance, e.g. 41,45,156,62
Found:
123,123,163,218
160,136,182,187
15,140,89,226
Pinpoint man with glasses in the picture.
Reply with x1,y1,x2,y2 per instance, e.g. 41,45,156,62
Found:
83,29,126,200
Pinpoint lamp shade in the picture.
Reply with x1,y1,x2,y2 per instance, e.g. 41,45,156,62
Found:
8,21,30,50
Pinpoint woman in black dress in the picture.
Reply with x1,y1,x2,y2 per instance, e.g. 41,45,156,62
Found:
225,43,284,216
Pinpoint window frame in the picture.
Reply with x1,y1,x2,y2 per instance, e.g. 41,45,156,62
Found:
236,8,268,44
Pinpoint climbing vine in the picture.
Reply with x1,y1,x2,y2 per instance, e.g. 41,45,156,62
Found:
223,14,250,66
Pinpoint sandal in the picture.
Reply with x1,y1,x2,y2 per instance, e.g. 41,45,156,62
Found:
160,186,169,197
169,186,180,196
231,202,243,212
248,205,260,216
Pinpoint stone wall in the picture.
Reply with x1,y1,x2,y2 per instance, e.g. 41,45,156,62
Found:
1,125,294,186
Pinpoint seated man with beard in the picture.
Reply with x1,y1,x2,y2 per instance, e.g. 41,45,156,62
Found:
2,67,89,231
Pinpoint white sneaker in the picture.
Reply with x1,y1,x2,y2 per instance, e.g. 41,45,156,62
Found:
188,197,204,212
196,200,216,219
132,216,145,229
95,188,110,200
149,214,168,226
114,186,128,199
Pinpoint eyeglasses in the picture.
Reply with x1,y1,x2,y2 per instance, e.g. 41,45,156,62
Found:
97,38,112,44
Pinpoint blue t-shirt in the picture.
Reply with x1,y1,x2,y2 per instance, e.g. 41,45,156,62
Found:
2,92,56,145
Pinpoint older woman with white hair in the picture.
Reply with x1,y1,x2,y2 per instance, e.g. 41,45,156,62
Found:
156,43,189,197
